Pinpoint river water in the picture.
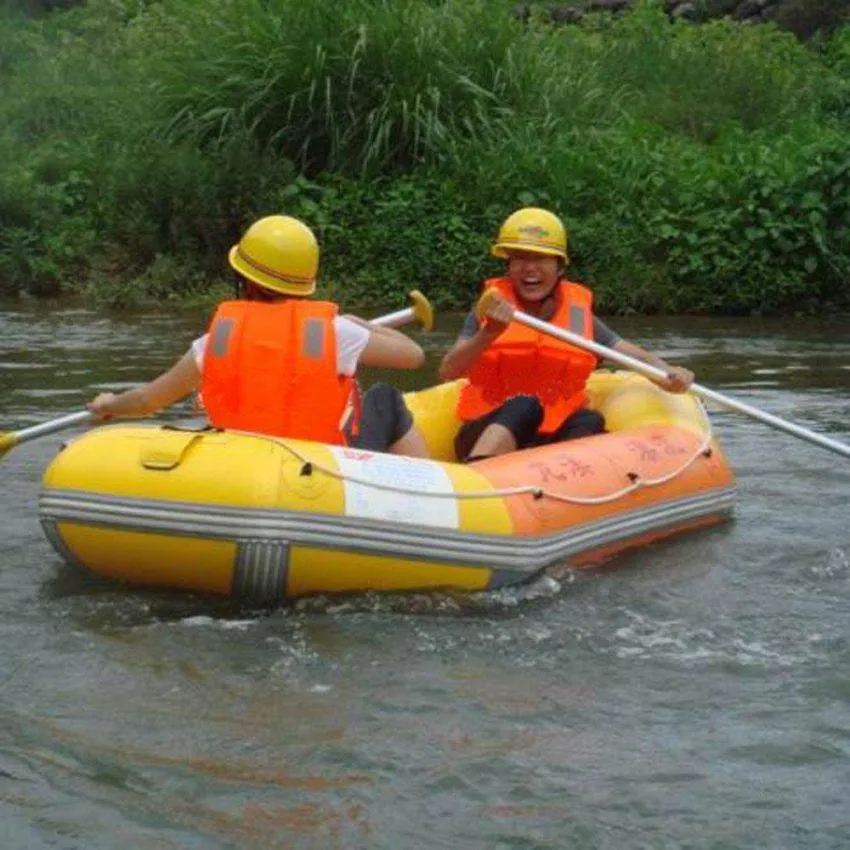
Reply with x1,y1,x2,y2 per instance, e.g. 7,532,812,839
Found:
1,302,849,849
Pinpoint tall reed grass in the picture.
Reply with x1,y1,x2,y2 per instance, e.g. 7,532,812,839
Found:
153,0,635,174
153,0,826,170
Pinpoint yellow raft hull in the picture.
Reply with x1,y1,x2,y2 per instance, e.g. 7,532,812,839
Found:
39,374,736,601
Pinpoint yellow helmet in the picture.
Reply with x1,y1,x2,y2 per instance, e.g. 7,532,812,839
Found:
228,215,319,296
491,207,568,261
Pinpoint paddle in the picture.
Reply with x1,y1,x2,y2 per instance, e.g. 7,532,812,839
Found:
0,290,434,461
477,289,850,460
0,411,95,460
372,288,434,331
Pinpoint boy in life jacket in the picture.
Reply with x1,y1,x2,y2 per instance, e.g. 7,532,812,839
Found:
88,215,429,456
439,207,694,462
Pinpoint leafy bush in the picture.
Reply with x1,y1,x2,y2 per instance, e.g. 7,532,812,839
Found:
0,0,848,315
591,7,824,141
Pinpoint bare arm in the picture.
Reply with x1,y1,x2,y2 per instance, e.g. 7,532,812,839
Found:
612,340,694,393
438,327,500,381
88,349,202,420
438,297,513,381
342,316,425,369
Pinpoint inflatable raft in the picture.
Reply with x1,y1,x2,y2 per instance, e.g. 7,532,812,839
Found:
39,373,736,602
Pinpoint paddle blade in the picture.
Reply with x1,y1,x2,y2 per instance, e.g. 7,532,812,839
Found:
409,289,434,332
0,432,19,460
474,288,503,322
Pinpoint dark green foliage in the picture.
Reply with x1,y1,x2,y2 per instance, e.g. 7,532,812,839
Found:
0,0,847,314
773,0,850,40
645,133,850,314
1,0,82,17
319,177,496,308
237,173,495,307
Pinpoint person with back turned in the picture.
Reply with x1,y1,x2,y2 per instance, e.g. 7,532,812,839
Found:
88,215,430,456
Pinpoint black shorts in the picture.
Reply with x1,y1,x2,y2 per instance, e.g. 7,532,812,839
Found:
454,394,605,461
348,382,414,452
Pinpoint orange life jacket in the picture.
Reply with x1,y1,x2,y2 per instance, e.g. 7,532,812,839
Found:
201,299,359,444
457,277,597,433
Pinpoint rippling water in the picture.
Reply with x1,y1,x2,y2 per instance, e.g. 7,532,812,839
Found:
1,302,849,849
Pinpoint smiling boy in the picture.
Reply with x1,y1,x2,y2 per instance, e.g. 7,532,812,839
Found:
439,207,693,462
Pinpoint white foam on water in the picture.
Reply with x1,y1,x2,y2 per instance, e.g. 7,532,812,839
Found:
806,547,849,579
610,610,820,668
730,638,799,667
266,631,324,678
290,575,566,617
473,575,565,609
293,590,466,616
524,625,553,643
178,615,256,631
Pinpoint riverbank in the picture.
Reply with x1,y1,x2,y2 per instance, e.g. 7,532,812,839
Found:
1,0,848,314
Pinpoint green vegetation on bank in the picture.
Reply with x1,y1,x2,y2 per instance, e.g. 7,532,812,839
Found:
0,0,848,313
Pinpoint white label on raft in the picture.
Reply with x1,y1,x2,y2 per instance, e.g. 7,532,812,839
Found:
330,447,459,529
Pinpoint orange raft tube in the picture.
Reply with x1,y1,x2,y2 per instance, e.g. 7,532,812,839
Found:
39,373,735,602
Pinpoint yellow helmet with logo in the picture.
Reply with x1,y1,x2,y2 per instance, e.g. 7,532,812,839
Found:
491,207,568,261
228,215,319,296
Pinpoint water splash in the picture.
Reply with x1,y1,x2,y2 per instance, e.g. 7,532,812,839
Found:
179,615,258,631
806,547,849,580
610,609,828,669
291,574,566,618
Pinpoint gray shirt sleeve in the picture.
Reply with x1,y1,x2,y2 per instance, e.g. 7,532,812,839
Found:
592,317,620,348
457,310,480,340
456,310,621,347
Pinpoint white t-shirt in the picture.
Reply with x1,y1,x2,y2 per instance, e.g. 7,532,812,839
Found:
191,315,371,376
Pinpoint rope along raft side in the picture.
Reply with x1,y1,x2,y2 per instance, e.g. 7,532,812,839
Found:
38,373,736,601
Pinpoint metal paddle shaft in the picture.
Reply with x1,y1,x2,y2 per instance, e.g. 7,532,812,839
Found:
372,308,415,328
509,305,850,461
0,410,94,458
0,290,435,460
370,289,434,332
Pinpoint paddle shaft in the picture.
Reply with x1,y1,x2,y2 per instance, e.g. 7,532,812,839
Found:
8,410,94,443
510,307,850,461
371,306,417,328
1,294,433,457
370,290,434,331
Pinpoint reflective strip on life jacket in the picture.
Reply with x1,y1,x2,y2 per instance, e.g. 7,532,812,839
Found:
201,299,358,444
457,277,597,433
